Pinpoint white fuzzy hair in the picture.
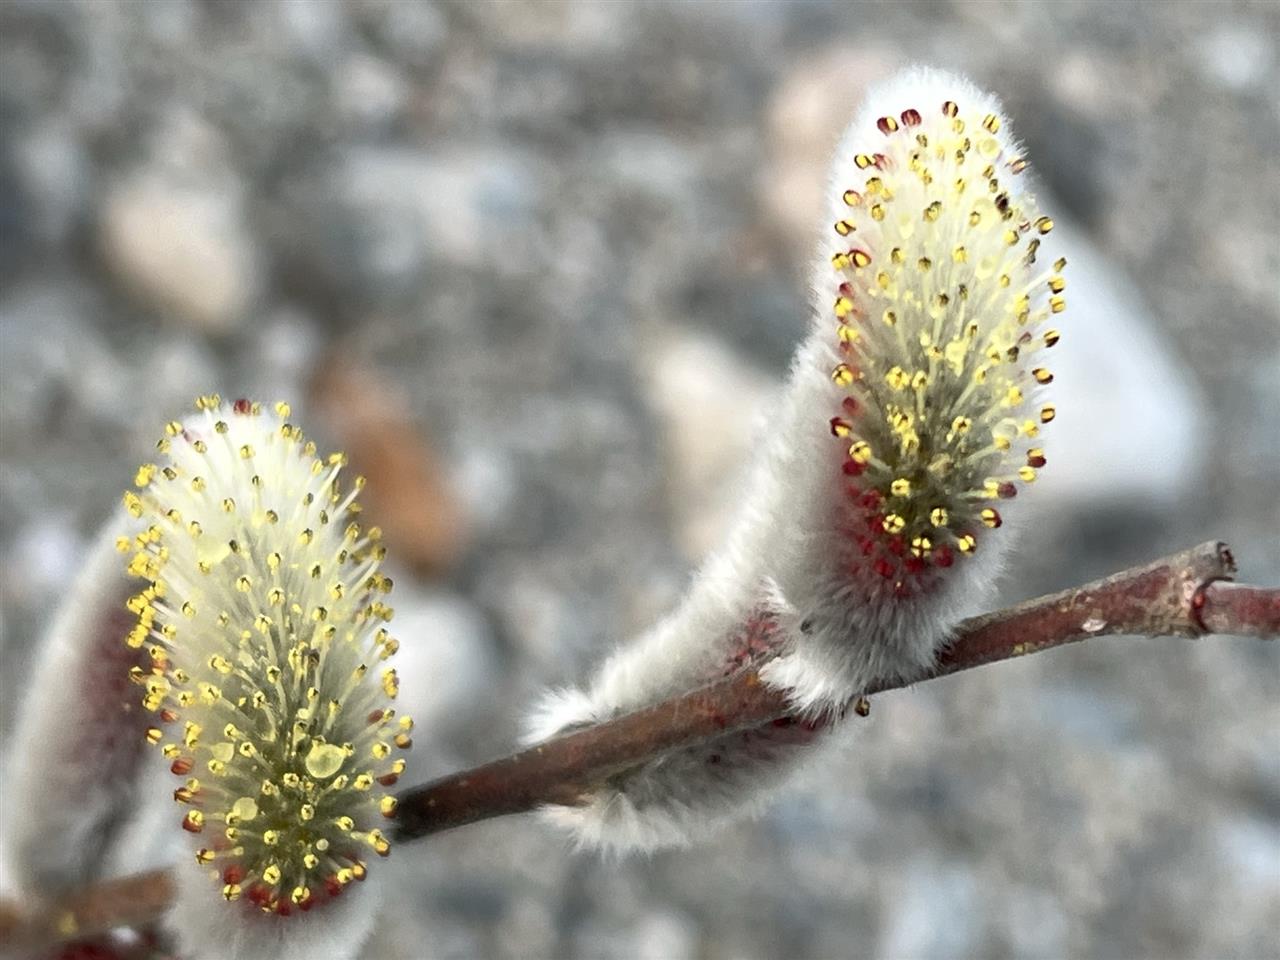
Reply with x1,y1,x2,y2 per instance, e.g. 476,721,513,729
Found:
167,853,383,960
527,66,1041,853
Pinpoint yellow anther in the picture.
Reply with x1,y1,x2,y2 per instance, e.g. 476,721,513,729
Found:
881,514,906,534
848,440,872,464
929,507,949,527
890,478,912,497
885,366,909,390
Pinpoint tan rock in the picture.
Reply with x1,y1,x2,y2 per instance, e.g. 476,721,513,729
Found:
99,173,259,334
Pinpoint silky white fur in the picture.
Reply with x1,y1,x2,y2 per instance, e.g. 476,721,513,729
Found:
527,67,1033,853
168,853,383,960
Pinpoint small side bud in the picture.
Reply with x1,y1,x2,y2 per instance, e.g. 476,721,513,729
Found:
1,520,151,896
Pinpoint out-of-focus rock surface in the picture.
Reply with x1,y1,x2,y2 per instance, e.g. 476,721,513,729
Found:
0,1,1276,957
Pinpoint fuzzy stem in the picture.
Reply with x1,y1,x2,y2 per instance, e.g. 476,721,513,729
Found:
3,542,1275,951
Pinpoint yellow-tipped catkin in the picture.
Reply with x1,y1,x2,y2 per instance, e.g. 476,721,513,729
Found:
824,75,1061,585
123,396,409,916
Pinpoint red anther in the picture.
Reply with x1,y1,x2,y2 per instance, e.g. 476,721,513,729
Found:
377,772,400,787
181,813,203,834
159,709,178,723
860,538,875,557
299,893,315,911
1027,452,1047,468
842,459,866,477
222,864,245,886
276,900,291,917
1192,590,1207,611
170,757,193,776
934,545,955,568
997,482,1018,499
887,536,905,557
873,558,895,579
859,490,882,509
872,153,888,169
324,874,343,898
838,281,854,297
772,717,796,728
842,396,859,414
877,116,896,135
829,416,851,437
901,108,922,126
866,514,884,533
247,883,272,906
366,709,385,725
904,556,925,574
232,398,252,415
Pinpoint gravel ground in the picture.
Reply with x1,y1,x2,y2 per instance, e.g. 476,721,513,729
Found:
1,2,1277,958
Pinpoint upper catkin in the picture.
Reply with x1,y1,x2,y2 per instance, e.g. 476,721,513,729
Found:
528,66,1064,852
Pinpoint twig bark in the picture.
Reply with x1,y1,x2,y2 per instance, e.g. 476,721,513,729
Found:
3,542,1275,953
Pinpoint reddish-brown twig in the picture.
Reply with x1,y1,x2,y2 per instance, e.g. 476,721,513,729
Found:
2,541,1275,953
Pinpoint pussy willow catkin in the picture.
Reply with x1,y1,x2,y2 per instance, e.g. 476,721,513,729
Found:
122,396,410,916
528,67,1064,852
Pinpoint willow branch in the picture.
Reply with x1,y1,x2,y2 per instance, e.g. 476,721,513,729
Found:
4,541,1275,952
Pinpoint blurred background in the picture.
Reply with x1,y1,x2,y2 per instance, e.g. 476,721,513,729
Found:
1,1,1277,957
